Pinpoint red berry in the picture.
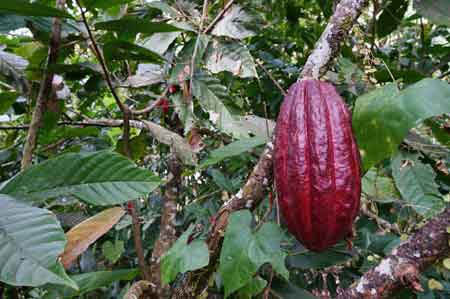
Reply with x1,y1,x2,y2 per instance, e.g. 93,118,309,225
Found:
168,85,177,94
159,98,169,114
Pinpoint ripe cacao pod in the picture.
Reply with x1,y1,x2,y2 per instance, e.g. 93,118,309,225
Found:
274,79,361,252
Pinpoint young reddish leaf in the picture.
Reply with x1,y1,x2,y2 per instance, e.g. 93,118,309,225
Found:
60,207,126,268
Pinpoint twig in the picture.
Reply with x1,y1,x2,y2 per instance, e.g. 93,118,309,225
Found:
361,204,401,234
21,0,65,170
131,88,168,115
189,0,209,97
337,207,450,298
75,0,148,280
203,0,235,34
256,60,287,96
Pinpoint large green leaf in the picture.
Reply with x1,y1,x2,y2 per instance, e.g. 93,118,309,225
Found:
0,92,18,114
391,152,445,218
415,0,450,25
95,19,181,35
0,0,74,19
219,210,288,298
0,195,77,289
160,225,209,284
82,0,133,9
1,151,162,206
362,168,400,203
45,269,139,298
199,136,266,168
353,78,450,171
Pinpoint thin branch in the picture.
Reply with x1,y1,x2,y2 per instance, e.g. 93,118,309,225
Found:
75,0,148,279
189,0,209,97
337,207,450,298
21,0,65,170
131,88,168,115
256,60,287,96
203,0,235,34
361,204,401,234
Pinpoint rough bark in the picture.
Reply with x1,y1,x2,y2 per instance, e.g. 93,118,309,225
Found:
337,207,450,299
21,0,65,170
147,155,183,298
174,0,371,297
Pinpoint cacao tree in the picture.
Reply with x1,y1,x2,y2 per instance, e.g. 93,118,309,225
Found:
0,0,449,299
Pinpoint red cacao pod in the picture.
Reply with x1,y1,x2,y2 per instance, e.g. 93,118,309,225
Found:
274,79,361,252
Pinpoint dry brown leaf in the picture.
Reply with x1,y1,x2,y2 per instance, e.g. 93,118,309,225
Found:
60,207,126,268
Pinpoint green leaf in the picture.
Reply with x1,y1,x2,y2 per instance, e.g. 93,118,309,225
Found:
415,0,450,25
391,152,445,218
219,210,288,298
211,6,256,39
362,168,400,203
1,151,162,206
0,195,77,289
160,225,209,284
102,240,125,264
82,0,133,9
103,40,164,63
237,276,267,299
0,91,18,114
47,269,139,298
287,249,354,269
219,210,257,297
205,39,257,78
377,0,408,37
0,0,74,19
353,79,450,171
271,280,318,299
95,19,181,35
199,136,266,168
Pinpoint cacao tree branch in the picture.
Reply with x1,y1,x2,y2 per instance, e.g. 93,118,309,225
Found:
147,155,183,298
21,0,65,170
175,0,371,297
337,207,450,298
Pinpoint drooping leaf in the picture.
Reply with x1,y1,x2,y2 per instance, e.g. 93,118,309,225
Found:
103,40,164,63
391,152,445,218
353,79,450,171
199,136,266,168
1,151,162,205
0,195,77,289
415,0,450,25
219,210,288,298
0,0,74,19
60,207,126,268
160,225,209,284
205,39,257,78
377,0,408,38
45,269,139,298
95,19,181,35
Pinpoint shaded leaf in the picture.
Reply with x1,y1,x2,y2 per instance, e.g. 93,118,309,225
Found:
1,151,162,205
82,0,133,9
160,225,209,284
103,40,164,63
60,207,125,268
362,168,400,203
0,0,74,19
353,79,450,171
237,277,267,299
0,195,77,289
377,0,408,38
102,240,125,264
126,63,164,87
0,91,18,114
391,152,445,218
46,269,139,298
95,19,181,35
199,136,266,168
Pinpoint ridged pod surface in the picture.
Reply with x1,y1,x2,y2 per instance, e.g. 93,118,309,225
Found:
274,79,361,252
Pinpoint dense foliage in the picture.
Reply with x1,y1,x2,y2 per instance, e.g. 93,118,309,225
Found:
0,0,449,298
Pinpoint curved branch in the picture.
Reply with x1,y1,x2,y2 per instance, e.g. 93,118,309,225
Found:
337,207,450,298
